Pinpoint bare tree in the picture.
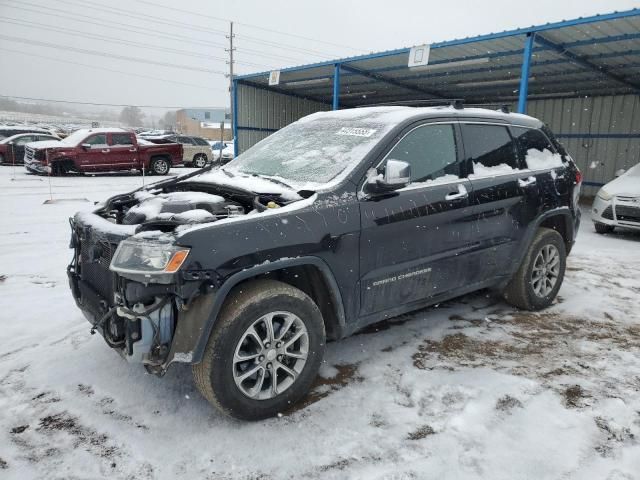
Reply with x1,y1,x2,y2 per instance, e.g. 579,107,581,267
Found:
119,106,145,127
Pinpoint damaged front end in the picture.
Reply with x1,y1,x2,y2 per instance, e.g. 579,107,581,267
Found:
67,174,296,375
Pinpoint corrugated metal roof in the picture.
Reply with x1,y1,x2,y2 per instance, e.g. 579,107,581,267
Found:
236,9,640,107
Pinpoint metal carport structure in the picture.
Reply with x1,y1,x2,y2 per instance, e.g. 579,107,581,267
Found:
233,9,640,194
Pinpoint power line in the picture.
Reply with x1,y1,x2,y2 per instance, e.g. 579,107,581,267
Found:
0,47,226,92
4,0,342,62
0,17,272,69
0,34,227,74
0,95,219,110
132,0,367,54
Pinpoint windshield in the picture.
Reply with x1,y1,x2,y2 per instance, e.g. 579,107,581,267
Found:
58,129,92,146
228,109,401,185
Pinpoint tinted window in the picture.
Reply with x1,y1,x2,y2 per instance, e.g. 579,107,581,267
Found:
462,124,518,169
512,127,555,156
177,136,194,145
193,137,210,146
385,124,458,182
15,136,35,145
111,133,133,145
85,134,107,146
37,135,57,141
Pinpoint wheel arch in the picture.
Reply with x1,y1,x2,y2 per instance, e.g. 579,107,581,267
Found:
187,256,346,366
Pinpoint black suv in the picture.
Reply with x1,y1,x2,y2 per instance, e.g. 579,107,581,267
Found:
68,106,581,420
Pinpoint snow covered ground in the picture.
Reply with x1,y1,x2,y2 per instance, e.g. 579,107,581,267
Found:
1,166,639,480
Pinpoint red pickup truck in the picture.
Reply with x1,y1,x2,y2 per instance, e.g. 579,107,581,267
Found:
24,128,183,175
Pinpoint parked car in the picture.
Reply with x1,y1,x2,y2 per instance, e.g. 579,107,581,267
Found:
68,106,581,420
0,125,55,141
146,135,211,168
591,162,640,233
24,128,183,175
0,133,60,165
210,140,234,164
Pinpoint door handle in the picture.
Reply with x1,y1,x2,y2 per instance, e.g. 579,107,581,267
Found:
518,176,537,187
129,148,137,152
101,149,110,153
445,184,468,201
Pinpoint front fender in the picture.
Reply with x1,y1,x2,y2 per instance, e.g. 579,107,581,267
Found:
164,256,346,369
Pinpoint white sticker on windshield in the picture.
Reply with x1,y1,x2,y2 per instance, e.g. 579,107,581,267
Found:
336,127,377,137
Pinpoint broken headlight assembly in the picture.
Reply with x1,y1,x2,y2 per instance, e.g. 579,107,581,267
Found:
110,239,190,281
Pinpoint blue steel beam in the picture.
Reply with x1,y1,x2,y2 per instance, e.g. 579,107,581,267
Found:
232,78,238,156
534,34,640,92
235,9,640,82
518,33,536,113
333,63,340,110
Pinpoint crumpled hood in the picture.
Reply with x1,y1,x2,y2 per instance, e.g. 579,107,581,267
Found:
602,163,640,196
26,140,63,149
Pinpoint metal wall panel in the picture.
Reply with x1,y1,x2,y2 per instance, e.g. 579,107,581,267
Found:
527,94,640,196
236,83,329,153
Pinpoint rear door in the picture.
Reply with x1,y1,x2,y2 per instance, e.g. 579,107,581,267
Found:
359,122,475,317
462,123,536,282
108,132,138,169
178,136,196,162
78,133,109,170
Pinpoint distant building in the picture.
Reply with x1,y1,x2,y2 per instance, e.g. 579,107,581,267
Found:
176,108,233,140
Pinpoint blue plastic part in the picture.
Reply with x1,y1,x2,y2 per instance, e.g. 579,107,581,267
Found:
232,78,239,157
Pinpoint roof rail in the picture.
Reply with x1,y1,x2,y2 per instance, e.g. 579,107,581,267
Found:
355,98,465,108
465,103,511,114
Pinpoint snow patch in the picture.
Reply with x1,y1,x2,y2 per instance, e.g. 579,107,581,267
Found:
525,148,565,170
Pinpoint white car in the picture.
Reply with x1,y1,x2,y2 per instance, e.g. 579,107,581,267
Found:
591,163,640,233
210,141,234,164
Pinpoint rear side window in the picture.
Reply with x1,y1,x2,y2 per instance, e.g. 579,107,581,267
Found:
385,124,459,182
178,136,194,145
193,137,209,146
512,127,564,170
462,124,518,171
111,133,133,146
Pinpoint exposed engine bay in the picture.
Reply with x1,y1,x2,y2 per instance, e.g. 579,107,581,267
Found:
68,169,311,374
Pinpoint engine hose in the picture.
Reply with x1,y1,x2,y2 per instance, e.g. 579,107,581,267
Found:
253,195,268,212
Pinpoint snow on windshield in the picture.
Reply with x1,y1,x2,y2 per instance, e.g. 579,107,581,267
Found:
227,108,409,185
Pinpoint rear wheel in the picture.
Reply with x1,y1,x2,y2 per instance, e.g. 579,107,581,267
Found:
503,227,567,311
193,280,325,420
149,157,170,175
193,154,207,168
594,222,614,234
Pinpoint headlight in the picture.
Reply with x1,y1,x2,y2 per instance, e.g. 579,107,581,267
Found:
110,239,190,276
597,188,612,201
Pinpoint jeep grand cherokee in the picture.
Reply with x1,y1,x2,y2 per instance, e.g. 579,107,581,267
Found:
68,106,581,420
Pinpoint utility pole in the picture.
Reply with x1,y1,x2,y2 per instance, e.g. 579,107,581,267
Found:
226,21,235,132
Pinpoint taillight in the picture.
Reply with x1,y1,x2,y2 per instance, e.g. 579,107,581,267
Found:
575,169,583,184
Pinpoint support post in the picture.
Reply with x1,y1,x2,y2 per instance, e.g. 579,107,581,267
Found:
518,33,536,114
232,78,239,157
332,63,341,110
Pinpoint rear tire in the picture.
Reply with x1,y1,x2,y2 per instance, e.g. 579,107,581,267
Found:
193,280,325,420
594,222,614,234
193,154,207,168
503,227,566,311
149,157,170,175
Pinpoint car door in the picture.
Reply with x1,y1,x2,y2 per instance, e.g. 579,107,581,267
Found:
108,132,138,169
178,136,196,162
359,122,475,317
79,133,109,170
9,135,35,164
462,123,534,283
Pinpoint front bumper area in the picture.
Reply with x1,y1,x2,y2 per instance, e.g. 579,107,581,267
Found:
592,195,640,230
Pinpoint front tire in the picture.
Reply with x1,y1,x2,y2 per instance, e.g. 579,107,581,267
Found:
503,227,566,311
193,154,207,168
193,280,325,420
149,157,170,175
594,222,614,234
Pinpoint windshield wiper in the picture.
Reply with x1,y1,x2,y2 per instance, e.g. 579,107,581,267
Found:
221,168,234,178
250,173,294,190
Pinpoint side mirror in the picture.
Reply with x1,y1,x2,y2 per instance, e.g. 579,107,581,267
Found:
365,159,411,195
81,143,92,150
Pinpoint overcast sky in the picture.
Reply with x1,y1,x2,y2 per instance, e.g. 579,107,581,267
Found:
1,0,639,119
